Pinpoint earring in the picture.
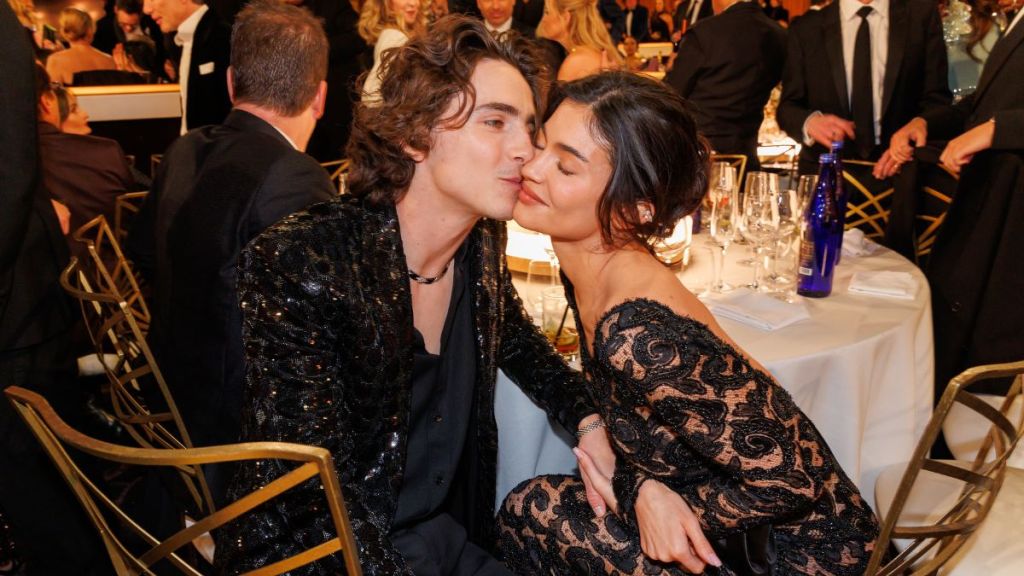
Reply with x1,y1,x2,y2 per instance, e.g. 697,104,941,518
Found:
639,207,653,224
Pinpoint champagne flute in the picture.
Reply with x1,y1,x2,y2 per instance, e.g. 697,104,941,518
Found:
739,179,778,290
702,164,737,294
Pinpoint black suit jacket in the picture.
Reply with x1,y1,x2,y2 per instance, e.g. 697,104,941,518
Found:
183,8,231,131
126,110,335,453
920,24,1024,390
214,197,591,574
620,6,650,41
666,2,786,167
778,0,950,172
513,0,544,28
38,123,134,255
675,0,714,30
0,5,73,351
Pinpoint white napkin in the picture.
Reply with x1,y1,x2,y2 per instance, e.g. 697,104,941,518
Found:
848,270,918,300
706,288,811,331
842,228,882,257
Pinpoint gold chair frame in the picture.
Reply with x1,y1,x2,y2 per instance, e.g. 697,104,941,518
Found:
60,255,214,514
71,215,151,330
914,164,958,261
5,386,362,576
114,191,150,246
841,159,894,240
866,360,1024,575
319,158,351,195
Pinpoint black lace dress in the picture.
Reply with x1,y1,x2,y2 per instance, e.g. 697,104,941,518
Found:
498,298,879,575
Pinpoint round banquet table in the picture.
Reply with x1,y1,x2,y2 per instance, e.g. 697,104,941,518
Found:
495,224,934,512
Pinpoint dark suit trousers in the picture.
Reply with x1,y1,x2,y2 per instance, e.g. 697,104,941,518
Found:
0,331,111,575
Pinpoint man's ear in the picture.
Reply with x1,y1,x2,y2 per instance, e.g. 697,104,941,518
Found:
38,92,57,122
311,80,327,120
402,143,427,163
226,66,236,104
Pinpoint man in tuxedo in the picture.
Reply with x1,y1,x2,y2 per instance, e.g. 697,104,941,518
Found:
478,0,535,36
665,0,786,169
674,0,714,35
144,0,231,133
881,7,1024,395
126,0,336,502
777,0,950,174
618,0,650,42
513,0,543,28
0,9,106,572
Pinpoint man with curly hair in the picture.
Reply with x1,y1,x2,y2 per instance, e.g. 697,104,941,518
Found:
215,15,601,576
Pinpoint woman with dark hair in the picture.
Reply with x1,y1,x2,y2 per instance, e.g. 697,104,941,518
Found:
498,71,880,575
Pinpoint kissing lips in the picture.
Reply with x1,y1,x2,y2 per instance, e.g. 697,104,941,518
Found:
518,184,547,206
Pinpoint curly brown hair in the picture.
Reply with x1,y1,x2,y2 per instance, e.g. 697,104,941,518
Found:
346,15,550,204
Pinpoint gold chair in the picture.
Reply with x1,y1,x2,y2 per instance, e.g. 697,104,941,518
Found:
710,153,748,192
150,154,163,178
60,255,211,514
841,159,895,240
866,360,1024,575
71,215,151,331
114,191,149,246
913,163,958,264
4,386,363,576
319,158,351,194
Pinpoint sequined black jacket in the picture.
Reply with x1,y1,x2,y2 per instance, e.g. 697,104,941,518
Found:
215,196,591,575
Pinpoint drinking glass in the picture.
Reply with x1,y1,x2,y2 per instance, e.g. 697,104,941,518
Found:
702,164,737,294
541,286,579,359
796,174,818,218
739,177,779,290
767,188,800,298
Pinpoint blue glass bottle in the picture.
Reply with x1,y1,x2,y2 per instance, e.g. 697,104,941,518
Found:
797,154,842,298
830,141,847,265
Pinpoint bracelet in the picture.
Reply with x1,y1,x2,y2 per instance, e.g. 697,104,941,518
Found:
576,418,606,439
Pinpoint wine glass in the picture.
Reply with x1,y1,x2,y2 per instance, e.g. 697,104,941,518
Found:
702,163,737,294
739,177,779,290
796,175,818,218
767,188,800,298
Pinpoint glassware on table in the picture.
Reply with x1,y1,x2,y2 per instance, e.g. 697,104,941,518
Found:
796,175,818,217
541,286,579,359
766,188,801,300
702,163,738,295
652,215,693,266
739,174,780,291
524,259,554,321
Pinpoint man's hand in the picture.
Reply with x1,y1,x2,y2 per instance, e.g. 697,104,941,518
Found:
888,117,928,163
940,120,995,174
635,479,721,574
51,200,71,235
576,415,615,516
575,448,721,573
805,113,856,148
872,149,903,179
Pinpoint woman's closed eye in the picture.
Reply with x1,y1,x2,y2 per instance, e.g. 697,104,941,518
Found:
557,162,575,176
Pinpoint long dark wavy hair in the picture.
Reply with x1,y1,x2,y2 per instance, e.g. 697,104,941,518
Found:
346,15,549,205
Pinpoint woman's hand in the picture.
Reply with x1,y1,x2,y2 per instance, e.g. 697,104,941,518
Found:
635,479,721,574
940,120,995,174
575,447,721,573
576,415,616,516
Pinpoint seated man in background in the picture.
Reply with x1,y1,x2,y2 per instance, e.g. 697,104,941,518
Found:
125,0,336,504
36,65,135,255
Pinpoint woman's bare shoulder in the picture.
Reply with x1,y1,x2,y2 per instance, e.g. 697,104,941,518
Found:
557,48,603,81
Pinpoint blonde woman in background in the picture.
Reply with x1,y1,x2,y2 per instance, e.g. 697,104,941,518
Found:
46,7,114,84
359,0,425,102
537,0,621,81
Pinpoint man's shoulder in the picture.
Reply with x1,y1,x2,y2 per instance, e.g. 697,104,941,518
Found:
247,196,385,261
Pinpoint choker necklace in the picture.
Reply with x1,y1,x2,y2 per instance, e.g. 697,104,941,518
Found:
407,260,452,285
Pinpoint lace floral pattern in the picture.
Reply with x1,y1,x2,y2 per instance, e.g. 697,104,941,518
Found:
499,298,879,576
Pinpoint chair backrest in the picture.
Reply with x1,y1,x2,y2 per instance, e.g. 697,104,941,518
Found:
710,153,748,193
71,215,150,330
912,163,957,265
866,360,1024,575
114,191,150,246
60,254,213,515
319,158,350,195
842,159,895,240
4,386,363,576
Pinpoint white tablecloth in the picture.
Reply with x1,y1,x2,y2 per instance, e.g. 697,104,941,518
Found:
496,230,934,512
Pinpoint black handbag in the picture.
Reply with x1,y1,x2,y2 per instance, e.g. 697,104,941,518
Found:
710,524,776,576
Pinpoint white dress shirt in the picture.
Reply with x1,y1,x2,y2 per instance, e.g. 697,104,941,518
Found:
688,0,706,25
175,4,208,135
840,0,888,144
485,17,513,35
1008,8,1024,35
